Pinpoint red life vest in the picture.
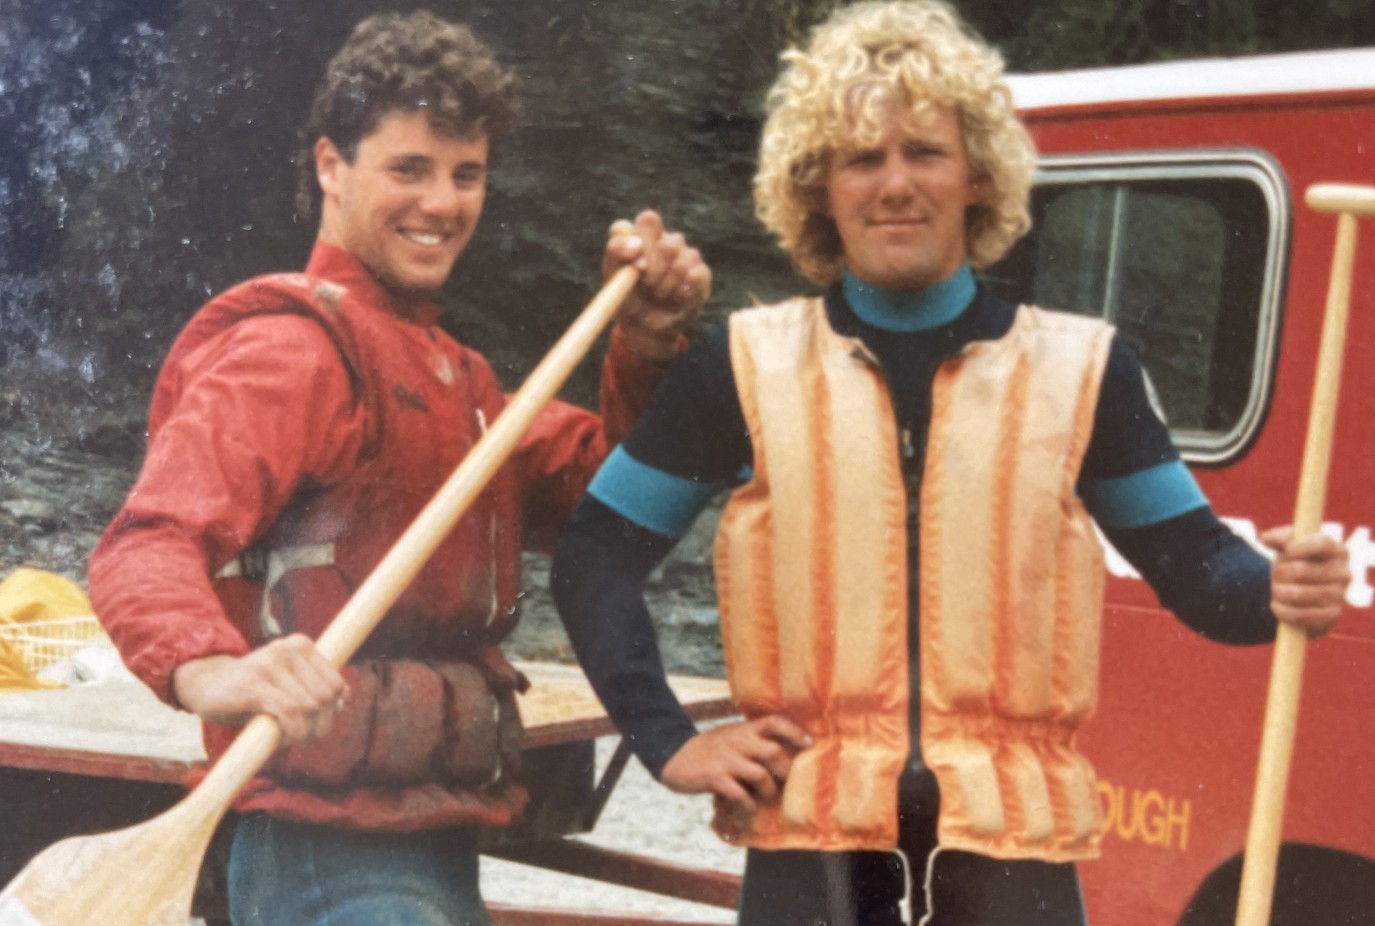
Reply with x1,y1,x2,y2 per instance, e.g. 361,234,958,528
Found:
167,272,528,830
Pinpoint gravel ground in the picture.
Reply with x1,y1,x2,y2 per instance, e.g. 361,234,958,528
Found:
482,733,742,923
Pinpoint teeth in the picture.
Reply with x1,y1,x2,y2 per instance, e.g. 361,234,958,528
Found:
403,231,444,246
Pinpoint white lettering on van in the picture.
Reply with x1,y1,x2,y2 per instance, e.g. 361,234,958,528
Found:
1098,518,1374,609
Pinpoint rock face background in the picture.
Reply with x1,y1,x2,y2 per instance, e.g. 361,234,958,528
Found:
1,0,1372,648
0,1,808,577
1,0,842,670
2,0,827,403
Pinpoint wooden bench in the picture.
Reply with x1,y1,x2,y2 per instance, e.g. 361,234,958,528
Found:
0,661,740,924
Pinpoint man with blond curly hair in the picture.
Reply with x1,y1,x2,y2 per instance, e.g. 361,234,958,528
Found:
553,2,1348,924
90,10,709,925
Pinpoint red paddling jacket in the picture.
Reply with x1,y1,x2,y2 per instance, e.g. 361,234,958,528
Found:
91,242,665,830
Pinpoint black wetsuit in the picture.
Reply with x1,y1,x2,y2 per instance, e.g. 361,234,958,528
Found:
552,281,1276,926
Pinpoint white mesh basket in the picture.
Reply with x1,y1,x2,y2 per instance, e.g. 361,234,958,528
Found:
0,615,110,673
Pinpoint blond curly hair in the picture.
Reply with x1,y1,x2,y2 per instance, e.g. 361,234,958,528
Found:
754,0,1035,285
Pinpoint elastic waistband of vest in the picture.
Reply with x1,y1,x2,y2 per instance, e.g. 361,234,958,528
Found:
924,712,1084,745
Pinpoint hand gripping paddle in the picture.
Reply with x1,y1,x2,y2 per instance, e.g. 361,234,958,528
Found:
1234,183,1375,926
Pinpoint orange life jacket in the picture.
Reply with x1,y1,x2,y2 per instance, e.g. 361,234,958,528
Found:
714,296,1113,861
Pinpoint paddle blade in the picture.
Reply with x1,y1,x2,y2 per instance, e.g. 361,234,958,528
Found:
0,803,218,926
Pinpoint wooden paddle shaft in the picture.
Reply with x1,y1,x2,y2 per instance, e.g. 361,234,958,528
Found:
0,266,643,926
1305,182,1375,216
1234,184,1375,926
189,264,640,827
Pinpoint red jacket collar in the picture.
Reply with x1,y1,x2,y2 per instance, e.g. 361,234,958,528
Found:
304,240,444,327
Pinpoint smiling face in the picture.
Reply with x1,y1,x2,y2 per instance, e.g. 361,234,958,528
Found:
824,103,978,291
316,109,488,296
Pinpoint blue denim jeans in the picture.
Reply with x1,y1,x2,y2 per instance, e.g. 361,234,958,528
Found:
228,813,490,926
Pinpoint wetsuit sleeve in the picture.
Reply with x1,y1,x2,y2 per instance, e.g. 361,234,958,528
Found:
89,316,365,703
553,500,697,776
1079,338,1276,644
588,322,748,531
552,324,748,777
513,327,684,552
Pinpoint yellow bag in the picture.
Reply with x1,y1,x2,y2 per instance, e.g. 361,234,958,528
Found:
0,568,105,691
0,567,94,626
0,635,48,690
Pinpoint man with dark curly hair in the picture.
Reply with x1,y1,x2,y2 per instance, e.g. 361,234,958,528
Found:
552,2,1348,924
88,11,709,925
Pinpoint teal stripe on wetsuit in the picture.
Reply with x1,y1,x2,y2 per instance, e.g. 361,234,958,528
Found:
588,446,721,539
591,411,1210,542
1080,460,1207,530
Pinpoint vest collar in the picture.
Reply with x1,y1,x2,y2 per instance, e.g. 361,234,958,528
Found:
840,264,976,333
305,240,445,327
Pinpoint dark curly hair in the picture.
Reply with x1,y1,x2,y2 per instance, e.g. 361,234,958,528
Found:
295,11,519,220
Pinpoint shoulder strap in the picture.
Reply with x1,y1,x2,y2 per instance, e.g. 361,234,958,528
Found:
157,274,380,450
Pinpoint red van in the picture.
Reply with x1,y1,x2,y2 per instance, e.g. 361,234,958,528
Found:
990,48,1375,926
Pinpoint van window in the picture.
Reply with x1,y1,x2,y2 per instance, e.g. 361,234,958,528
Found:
984,154,1287,463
